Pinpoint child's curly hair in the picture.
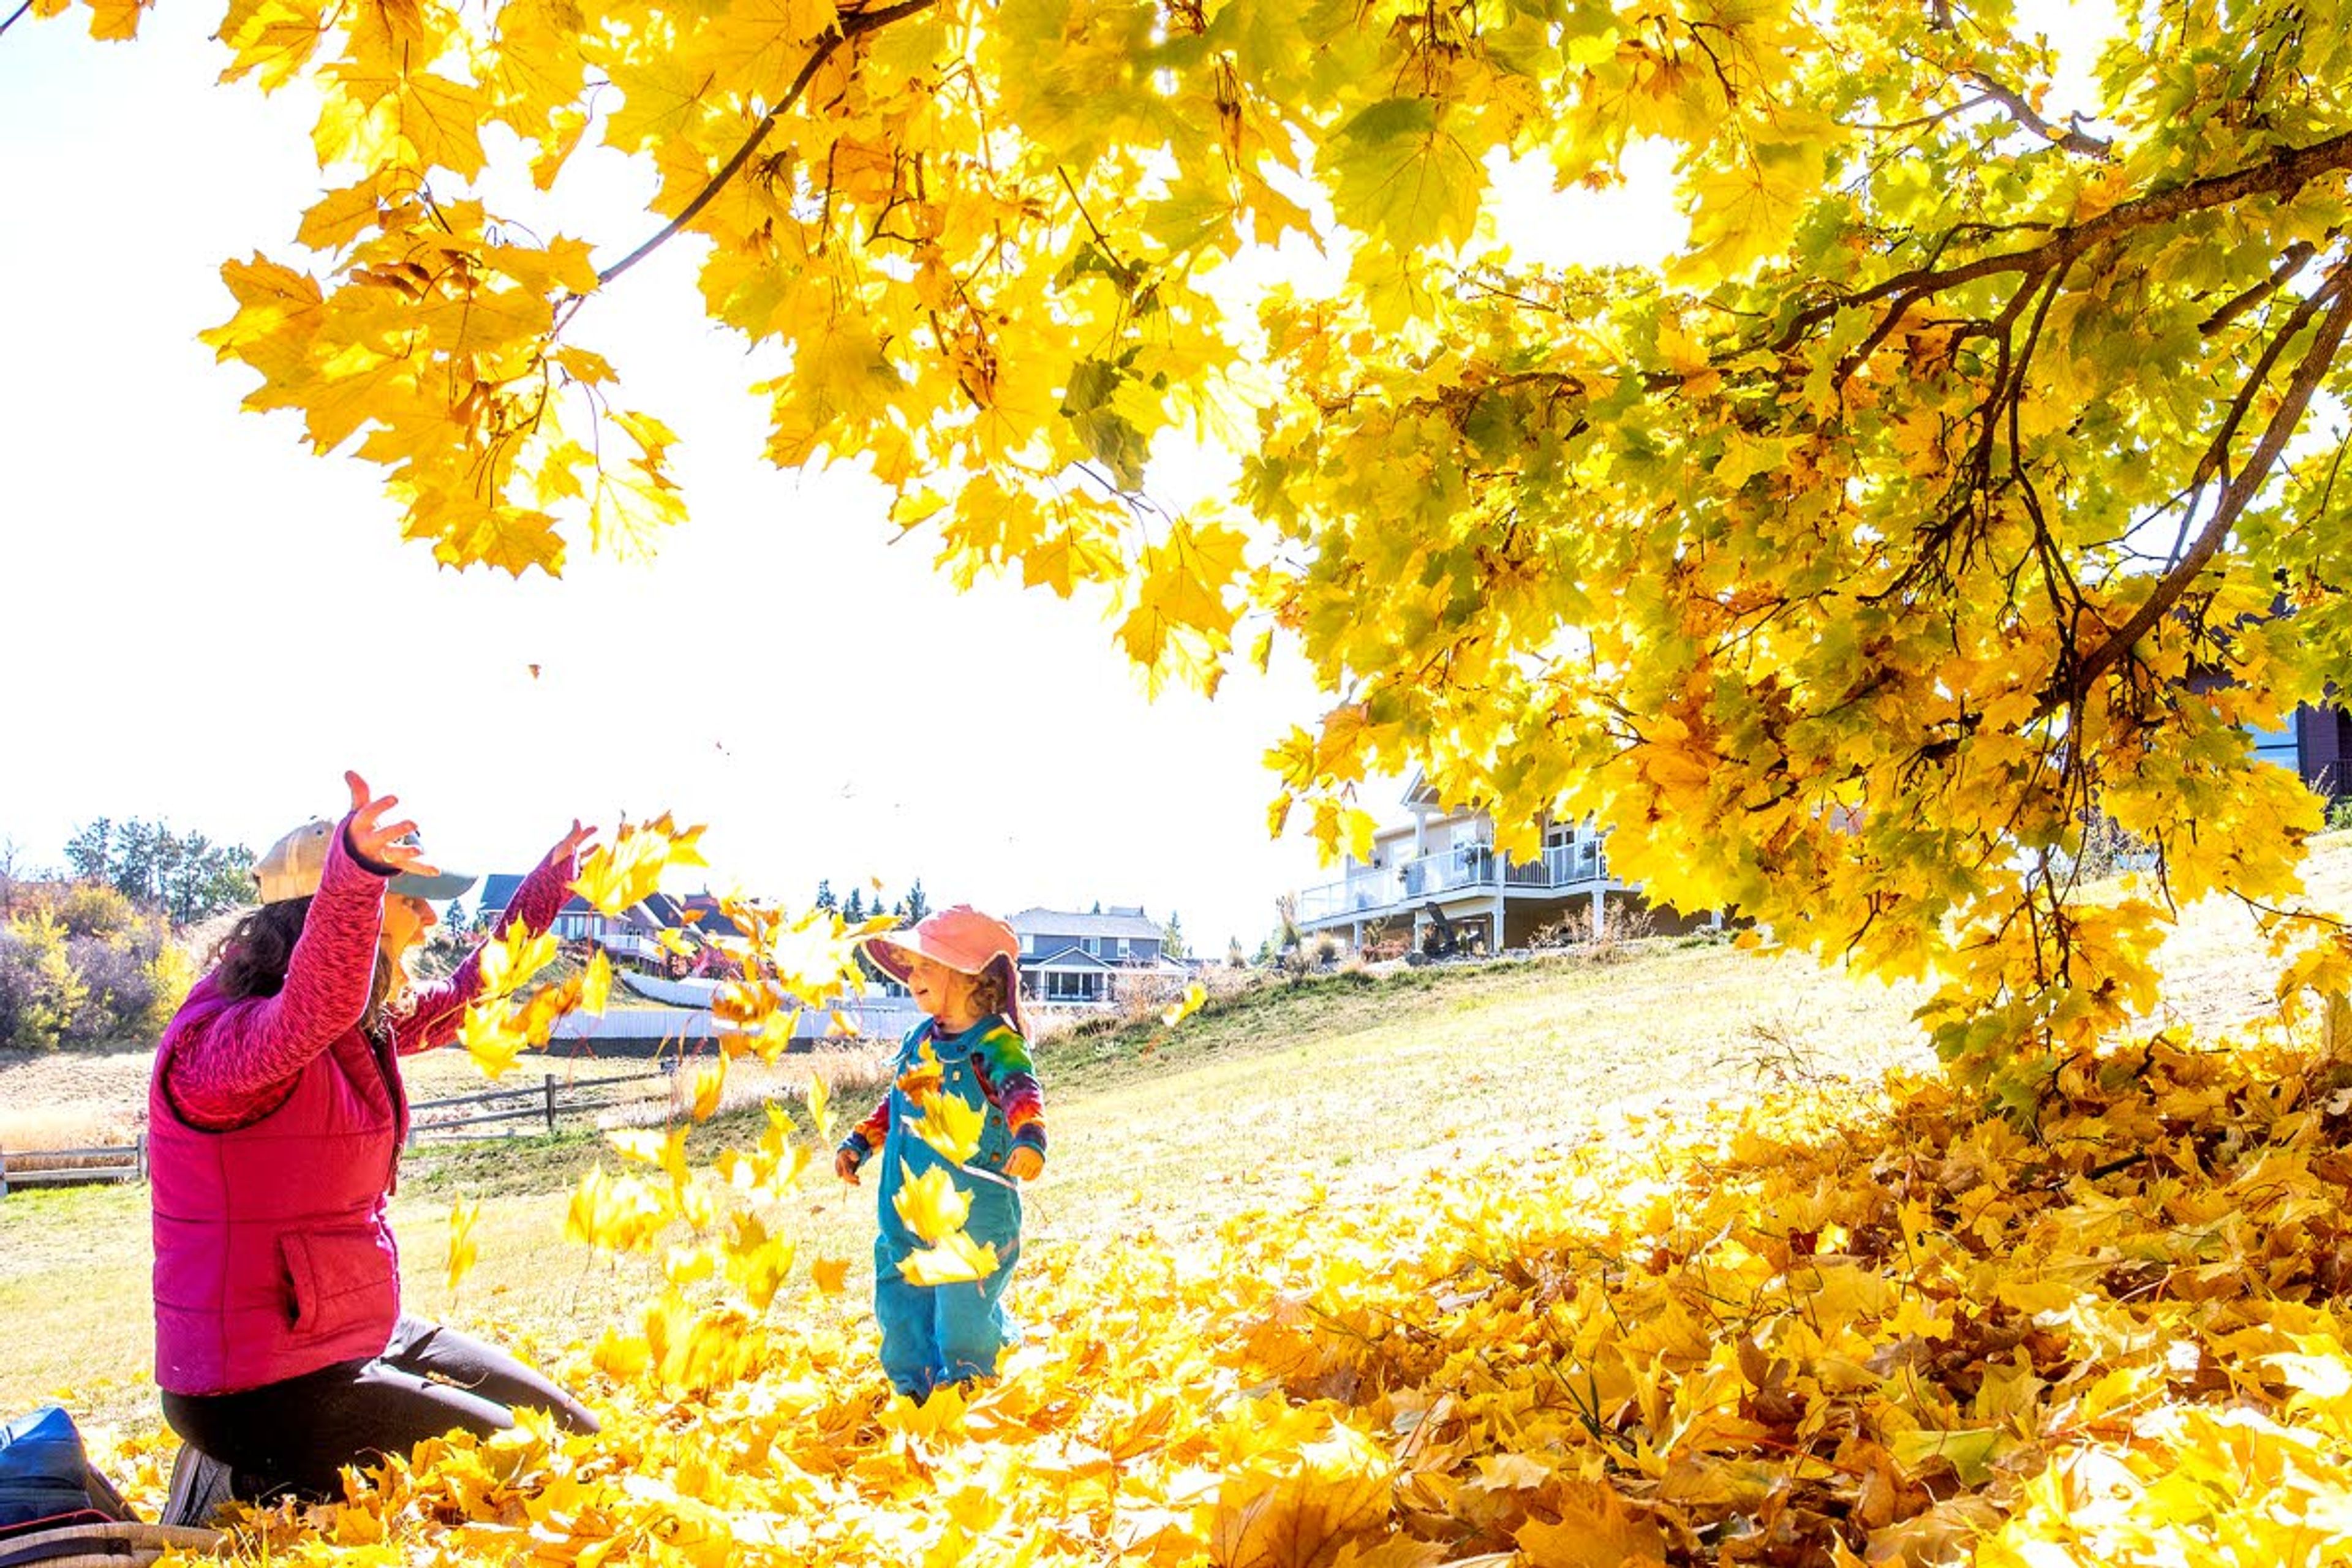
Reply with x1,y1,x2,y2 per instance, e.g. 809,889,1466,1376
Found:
969,952,1028,1038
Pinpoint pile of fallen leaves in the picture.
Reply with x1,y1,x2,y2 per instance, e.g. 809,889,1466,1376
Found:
107,1031,2352,1566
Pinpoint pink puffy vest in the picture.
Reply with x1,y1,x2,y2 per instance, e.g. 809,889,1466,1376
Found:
148,981,410,1395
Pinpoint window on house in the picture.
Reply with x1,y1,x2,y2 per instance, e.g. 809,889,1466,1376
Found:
2250,720,2301,776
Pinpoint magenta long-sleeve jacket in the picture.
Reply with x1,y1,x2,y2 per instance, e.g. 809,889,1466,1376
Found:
148,820,574,1395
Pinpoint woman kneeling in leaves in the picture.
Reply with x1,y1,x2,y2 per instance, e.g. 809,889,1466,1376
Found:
148,771,599,1504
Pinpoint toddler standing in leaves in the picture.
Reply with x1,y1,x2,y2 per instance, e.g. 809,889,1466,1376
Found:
835,905,1048,1401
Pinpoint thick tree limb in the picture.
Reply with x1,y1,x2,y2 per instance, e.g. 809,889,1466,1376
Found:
2056,262,2352,709
595,0,939,290
1770,129,2352,355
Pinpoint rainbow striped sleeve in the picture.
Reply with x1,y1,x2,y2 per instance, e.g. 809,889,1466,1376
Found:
843,1096,891,1166
974,1023,1047,1159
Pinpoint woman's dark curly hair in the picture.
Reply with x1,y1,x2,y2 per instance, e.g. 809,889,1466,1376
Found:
211,899,395,1033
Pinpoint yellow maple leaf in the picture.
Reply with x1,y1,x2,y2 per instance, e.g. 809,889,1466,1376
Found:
687,1058,727,1121
1514,1480,1670,1567
573,816,708,916
910,1090,987,1166
458,999,531,1079
445,1196,480,1294
892,1163,973,1245
579,949,613,1017
898,1232,1000,1286
1210,1421,1393,1568
806,1071,832,1142
1161,981,1208,1027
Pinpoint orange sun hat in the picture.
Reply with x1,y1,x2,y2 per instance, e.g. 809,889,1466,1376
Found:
859,905,1019,983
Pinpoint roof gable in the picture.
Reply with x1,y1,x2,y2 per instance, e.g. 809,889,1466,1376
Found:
1008,906,1163,938
1021,944,1114,970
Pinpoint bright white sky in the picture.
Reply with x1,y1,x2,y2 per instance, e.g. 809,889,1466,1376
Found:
0,0,2113,956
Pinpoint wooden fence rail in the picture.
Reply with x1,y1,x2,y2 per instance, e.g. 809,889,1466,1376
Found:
0,1138,146,1197
1,1072,677,1197
405,1069,675,1141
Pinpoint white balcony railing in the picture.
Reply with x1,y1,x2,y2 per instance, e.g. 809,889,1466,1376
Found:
1294,840,1611,924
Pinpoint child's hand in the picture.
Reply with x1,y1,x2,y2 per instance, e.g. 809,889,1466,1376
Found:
835,1147,862,1185
1004,1146,1044,1183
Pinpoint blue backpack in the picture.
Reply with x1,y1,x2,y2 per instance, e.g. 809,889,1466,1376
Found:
0,1408,130,1541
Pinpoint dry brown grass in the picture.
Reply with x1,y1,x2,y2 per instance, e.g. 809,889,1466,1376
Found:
0,1101,141,1153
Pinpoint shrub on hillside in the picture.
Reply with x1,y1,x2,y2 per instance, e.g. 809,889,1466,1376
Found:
0,911,88,1050
54,882,141,939
0,897,190,1050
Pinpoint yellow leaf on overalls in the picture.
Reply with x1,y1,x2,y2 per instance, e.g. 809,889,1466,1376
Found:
910,1090,986,1165
893,1161,973,1244
899,1231,1000,1286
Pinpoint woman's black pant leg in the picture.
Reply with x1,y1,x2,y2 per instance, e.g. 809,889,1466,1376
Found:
381,1315,600,1434
162,1356,513,1501
157,1317,594,1501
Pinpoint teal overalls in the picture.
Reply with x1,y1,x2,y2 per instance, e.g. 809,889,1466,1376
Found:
846,1016,1036,1399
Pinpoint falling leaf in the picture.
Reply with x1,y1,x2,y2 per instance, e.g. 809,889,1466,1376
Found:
1161,981,1207,1027
688,1058,726,1121
807,1071,832,1142
445,1196,480,1293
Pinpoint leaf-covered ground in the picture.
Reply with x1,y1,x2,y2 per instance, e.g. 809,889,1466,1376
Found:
1,933,1924,1428
83,1023,2352,1568
24,852,2352,1565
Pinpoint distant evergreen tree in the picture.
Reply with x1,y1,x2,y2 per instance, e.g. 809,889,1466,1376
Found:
443,896,470,935
903,878,930,922
1090,900,1102,915
1227,935,1247,968
62,815,256,925
843,888,865,923
1161,911,1188,960
814,879,837,913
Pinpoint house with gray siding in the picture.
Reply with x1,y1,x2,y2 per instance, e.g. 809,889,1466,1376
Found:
1008,905,1188,1006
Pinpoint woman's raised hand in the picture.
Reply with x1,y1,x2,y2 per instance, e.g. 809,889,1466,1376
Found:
551,820,599,864
342,771,438,875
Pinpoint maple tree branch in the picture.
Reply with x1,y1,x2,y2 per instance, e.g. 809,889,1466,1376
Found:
1961,70,2114,159
0,1,29,39
1769,128,2352,355
2199,239,2316,336
594,0,939,290
2184,271,2340,502
2057,261,2352,710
